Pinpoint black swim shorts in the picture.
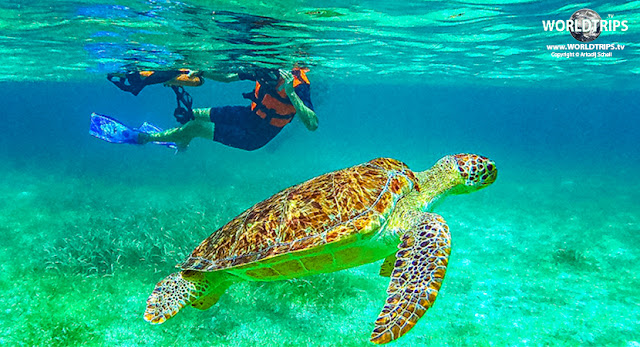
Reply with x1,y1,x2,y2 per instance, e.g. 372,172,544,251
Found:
209,106,283,151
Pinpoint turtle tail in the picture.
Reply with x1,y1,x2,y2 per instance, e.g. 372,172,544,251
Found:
144,270,210,324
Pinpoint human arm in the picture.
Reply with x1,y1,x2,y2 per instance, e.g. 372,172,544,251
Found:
201,69,280,83
199,71,240,83
279,69,318,131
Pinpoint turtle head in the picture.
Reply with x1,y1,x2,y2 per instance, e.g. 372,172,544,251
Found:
449,153,497,194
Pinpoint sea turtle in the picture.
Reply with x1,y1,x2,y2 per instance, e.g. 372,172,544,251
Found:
144,153,497,344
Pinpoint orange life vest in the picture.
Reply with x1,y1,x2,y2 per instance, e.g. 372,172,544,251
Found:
249,68,310,128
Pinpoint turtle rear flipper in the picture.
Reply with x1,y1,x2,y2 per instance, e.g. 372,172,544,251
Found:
144,270,210,324
370,212,451,344
378,255,396,277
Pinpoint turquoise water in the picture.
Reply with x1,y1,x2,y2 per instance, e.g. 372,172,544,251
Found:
2,1,640,86
1,1,640,346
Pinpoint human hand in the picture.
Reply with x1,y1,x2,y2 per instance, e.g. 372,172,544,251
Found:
279,69,295,97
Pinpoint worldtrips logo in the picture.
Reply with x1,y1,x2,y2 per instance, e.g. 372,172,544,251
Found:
542,8,628,42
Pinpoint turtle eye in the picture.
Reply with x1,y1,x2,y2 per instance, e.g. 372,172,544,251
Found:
452,154,497,188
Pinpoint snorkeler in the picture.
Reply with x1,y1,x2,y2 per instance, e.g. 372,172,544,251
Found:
90,67,318,151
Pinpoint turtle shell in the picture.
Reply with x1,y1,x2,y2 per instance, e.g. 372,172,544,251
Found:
179,158,420,276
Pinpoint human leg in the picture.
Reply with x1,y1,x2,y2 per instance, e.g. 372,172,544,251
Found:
139,109,214,148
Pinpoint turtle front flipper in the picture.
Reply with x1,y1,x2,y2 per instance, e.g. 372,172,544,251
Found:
144,270,210,324
191,278,236,311
370,212,451,344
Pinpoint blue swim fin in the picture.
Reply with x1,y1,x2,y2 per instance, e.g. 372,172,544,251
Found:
89,113,176,149
90,113,141,144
